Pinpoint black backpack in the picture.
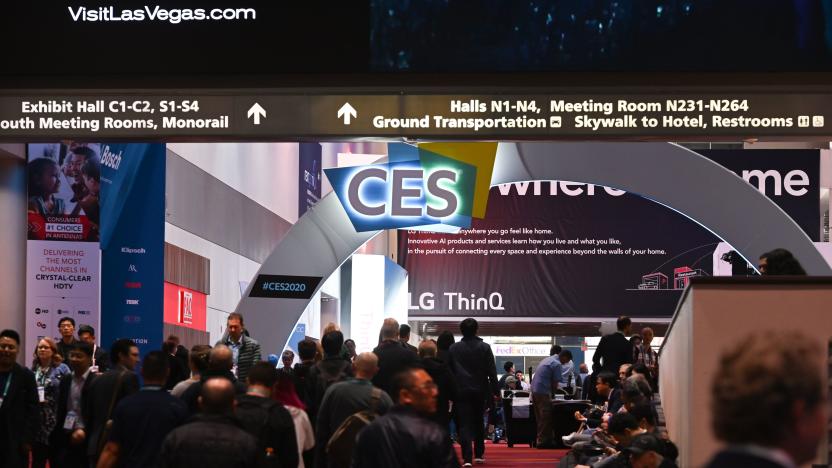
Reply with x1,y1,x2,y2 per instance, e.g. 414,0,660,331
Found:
236,397,290,468
325,387,383,467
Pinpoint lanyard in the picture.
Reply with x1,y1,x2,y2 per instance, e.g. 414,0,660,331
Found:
1,373,12,399
36,367,49,386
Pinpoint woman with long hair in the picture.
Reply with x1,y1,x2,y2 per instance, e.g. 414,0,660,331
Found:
30,337,71,468
273,371,315,468
436,330,455,364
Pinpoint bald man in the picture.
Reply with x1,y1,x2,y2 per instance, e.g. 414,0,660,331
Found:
179,345,247,415
315,353,394,468
161,378,258,467
419,340,457,427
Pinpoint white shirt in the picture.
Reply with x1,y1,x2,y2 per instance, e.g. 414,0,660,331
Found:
285,405,315,468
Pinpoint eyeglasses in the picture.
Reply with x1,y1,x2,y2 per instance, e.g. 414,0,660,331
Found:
412,382,438,391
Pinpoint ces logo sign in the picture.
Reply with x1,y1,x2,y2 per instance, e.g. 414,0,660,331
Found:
325,143,497,232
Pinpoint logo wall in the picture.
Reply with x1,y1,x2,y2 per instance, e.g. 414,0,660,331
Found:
324,143,498,232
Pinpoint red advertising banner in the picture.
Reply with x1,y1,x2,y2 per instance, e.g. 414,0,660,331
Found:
163,282,207,332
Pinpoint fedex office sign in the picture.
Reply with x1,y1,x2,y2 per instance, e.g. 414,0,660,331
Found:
325,143,493,232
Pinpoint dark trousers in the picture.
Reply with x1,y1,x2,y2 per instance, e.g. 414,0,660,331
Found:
455,393,486,463
53,440,88,468
31,441,56,468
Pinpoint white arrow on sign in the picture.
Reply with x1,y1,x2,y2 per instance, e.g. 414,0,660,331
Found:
337,102,357,125
247,103,266,125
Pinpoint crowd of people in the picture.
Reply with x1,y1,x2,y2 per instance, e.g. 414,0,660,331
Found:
0,307,825,468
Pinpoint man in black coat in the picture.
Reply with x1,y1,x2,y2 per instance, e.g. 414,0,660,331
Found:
83,338,140,464
306,331,353,427
77,325,109,373
418,340,456,427
161,377,258,468
372,318,418,396
52,342,97,468
0,329,38,468
97,351,188,468
353,368,459,468
447,318,498,466
593,316,634,374
399,324,418,354
236,362,298,468
704,331,825,468
292,338,318,410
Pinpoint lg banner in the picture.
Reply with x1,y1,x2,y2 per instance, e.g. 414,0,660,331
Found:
400,150,820,319
100,143,166,357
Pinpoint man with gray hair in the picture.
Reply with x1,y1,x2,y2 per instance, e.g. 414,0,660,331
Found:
372,318,418,396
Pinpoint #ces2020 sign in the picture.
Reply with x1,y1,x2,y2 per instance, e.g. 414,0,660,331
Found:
325,143,498,232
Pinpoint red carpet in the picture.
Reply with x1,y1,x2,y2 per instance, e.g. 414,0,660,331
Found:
454,441,567,467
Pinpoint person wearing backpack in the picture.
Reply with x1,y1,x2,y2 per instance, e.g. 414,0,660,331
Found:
306,331,353,428
314,352,393,468
236,362,299,468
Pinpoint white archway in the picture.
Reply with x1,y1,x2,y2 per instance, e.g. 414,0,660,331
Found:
236,142,830,354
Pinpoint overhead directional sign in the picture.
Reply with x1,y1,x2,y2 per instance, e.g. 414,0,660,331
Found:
247,103,266,125
1,91,832,140
337,102,357,125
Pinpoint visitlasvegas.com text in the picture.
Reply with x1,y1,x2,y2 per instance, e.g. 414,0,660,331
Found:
68,5,257,24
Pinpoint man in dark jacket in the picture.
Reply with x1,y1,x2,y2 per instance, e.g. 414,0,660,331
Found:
84,338,140,464
161,378,258,468
57,317,79,362
306,331,353,427
162,339,190,391
353,368,459,468
236,362,299,468
97,351,188,468
447,318,498,466
593,316,634,374
0,329,38,468
77,325,109,373
292,338,318,410
399,324,418,354
52,342,97,468
418,340,456,427
180,345,247,415
372,318,418,396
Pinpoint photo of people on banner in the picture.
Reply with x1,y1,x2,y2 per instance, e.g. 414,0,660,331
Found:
27,142,101,242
